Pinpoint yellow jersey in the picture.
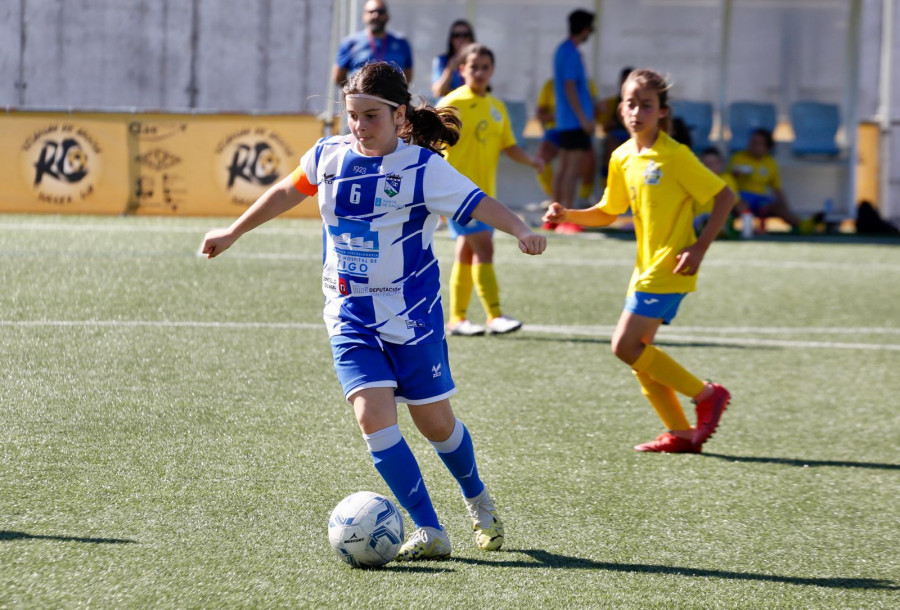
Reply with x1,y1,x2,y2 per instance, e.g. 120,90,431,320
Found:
728,151,781,195
438,85,516,198
598,131,726,294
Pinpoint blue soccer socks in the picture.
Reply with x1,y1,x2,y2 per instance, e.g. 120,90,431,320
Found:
430,418,486,499
365,425,441,530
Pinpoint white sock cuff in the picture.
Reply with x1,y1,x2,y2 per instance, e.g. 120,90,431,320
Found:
430,418,465,454
363,424,403,453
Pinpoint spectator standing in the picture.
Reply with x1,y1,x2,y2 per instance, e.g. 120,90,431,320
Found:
438,43,544,337
431,20,475,99
549,8,596,234
332,1,413,87
534,77,599,207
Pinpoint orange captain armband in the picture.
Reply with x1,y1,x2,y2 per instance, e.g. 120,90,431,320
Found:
290,166,318,197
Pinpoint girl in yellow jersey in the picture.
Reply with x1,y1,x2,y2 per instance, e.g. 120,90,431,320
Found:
728,128,808,234
543,69,736,453
439,43,544,336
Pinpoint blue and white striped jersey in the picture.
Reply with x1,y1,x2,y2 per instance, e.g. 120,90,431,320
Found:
296,135,486,345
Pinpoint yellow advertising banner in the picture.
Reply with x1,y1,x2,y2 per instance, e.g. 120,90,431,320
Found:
0,113,129,214
126,114,324,218
0,110,329,218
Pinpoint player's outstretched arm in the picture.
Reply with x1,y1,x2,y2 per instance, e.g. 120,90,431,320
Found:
542,201,617,227
503,145,545,174
470,196,547,255
201,174,307,258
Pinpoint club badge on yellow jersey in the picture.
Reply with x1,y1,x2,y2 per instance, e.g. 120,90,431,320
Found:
643,160,662,185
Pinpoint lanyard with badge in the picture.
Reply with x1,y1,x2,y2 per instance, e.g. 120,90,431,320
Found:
367,32,386,61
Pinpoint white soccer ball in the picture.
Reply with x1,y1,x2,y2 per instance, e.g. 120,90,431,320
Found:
328,491,405,568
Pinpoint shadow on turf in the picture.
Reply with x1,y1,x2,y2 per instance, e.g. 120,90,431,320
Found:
452,549,898,590
500,334,768,352
0,530,136,544
701,452,900,470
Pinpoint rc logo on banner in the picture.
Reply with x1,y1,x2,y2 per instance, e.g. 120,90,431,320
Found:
215,127,294,207
21,123,102,206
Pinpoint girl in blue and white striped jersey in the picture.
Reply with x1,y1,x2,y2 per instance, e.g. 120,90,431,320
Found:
201,62,546,561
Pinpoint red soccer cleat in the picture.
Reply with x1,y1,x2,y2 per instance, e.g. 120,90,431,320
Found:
634,432,700,453
554,222,584,234
692,383,730,446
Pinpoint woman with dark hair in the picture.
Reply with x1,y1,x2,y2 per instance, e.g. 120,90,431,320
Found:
202,62,546,562
431,19,475,98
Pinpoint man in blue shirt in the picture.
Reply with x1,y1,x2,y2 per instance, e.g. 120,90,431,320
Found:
548,9,595,234
332,1,414,87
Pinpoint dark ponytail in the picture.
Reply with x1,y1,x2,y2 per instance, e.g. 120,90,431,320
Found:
401,104,461,154
343,61,460,155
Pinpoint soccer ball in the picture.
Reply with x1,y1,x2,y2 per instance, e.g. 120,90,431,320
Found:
328,491,405,568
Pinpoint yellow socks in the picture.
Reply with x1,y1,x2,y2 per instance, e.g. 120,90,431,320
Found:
537,163,554,196
631,344,706,399
473,263,502,319
449,262,474,325
633,370,691,431
578,181,594,200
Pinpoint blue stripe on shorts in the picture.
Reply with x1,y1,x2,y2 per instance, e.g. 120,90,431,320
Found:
624,291,687,324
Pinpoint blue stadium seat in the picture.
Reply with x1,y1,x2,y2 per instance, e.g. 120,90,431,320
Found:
790,101,840,156
503,100,528,144
728,101,777,151
670,100,713,152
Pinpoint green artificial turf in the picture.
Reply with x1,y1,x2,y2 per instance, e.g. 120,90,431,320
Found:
1,214,897,608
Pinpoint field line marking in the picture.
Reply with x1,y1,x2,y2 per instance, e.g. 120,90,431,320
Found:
524,324,900,351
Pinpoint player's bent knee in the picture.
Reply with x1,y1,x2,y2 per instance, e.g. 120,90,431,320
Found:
610,338,639,365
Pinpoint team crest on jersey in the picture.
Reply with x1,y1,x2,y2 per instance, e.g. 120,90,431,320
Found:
384,173,402,197
643,160,662,185
490,107,503,123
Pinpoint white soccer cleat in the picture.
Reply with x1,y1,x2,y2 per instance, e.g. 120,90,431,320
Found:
463,488,505,551
486,315,522,335
394,526,452,561
447,319,486,336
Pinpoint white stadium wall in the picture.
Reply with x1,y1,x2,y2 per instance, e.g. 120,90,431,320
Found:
1,0,898,221
0,0,332,114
